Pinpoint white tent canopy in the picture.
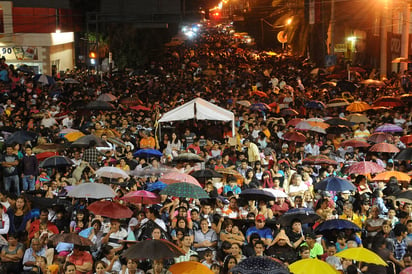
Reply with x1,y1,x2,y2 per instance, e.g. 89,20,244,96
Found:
158,97,235,136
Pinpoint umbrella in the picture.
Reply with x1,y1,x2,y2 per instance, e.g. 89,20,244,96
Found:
368,132,393,143
305,100,326,109
320,81,337,88
392,57,412,63
64,131,85,142
400,94,412,103
346,113,370,123
302,155,338,165
252,90,269,98
395,190,412,203
35,151,59,161
169,261,214,274
67,183,116,199
369,142,400,153
250,103,271,112
337,80,358,92
215,168,244,179
346,101,371,112
326,125,351,135
239,189,276,201
283,131,306,143
94,128,121,138
119,97,143,105
401,267,412,274
347,161,385,175
231,256,290,274
372,171,411,183
71,135,109,148
122,239,184,260
190,169,224,180
373,96,404,108
340,138,370,148
401,135,412,145
335,247,387,266
309,126,327,134
160,182,209,199
34,74,55,85
32,143,65,153
97,93,117,102
133,148,163,158
375,123,404,133
84,100,116,110
120,190,161,205
295,121,312,131
129,166,173,177
262,188,288,198
5,130,37,144
95,166,130,179
173,152,204,162
314,177,356,192
237,100,252,107
58,128,80,135
360,79,386,87
107,137,127,148
129,105,151,111
64,78,80,84
146,181,167,192
278,208,320,227
396,148,412,160
159,172,201,186
49,233,92,247
87,200,133,219
39,156,74,168
314,219,361,233
325,117,353,127
289,258,337,274
280,108,299,116
286,118,303,127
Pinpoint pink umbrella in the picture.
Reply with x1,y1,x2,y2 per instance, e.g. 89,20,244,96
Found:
159,172,201,187
121,190,161,205
400,266,412,274
347,161,385,175
369,142,400,153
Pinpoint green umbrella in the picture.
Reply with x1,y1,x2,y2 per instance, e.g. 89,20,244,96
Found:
160,182,209,199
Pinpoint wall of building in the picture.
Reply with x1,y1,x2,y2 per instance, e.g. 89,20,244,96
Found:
50,42,74,74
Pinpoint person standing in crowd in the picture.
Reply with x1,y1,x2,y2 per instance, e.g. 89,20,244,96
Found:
1,144,20,196
21,146,38,192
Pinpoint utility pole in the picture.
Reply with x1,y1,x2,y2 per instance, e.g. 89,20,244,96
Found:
401,0,410,72
380,0,388,79
329,0,335,55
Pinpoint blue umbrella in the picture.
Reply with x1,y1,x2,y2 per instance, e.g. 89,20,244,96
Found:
133,148,163,158
250,103,271,112
314,219,361,233
33,74,55,85
314,176,356,192
146,181,167,192
305,100,326,109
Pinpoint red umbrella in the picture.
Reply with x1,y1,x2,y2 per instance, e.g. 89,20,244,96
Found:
302,155,338,165
159,172,201,187
36,151,59,161
286,118,303,127
347,161,385,175
121,190,161,205
401,135,412,145
340,139,370,148
268,102,277,108
252,90,269,98
280,108,299,116
283,131,306,143
368,132,393,143
87,201,133,219
369,142,400,153
373,96,404,108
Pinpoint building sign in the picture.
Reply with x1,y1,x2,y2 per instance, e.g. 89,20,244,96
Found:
0,46,38,60
334,44,347,53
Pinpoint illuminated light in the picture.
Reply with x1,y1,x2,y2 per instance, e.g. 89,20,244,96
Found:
182,26,188,32
89,51,97,58
185,30,195,38
55,28,61,33
90,59,96,65
347,36,357,42
286,18,292,25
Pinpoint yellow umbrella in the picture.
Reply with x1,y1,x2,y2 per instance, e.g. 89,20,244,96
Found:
169,261,214,274
289,258,339,274
346,101,371,112
64,131,85,142
335,247,388,266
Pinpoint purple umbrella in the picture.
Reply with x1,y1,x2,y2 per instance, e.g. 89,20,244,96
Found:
374,123,404,133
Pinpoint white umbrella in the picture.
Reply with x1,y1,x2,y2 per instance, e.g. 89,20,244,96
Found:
263,188,288,198
95,166,129,179
67,183,115,199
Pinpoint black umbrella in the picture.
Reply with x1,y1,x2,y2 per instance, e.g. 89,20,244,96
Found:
326,125,352,135
231,256,290,274
84,100,116,110
314,219,361,233
190,169,224,180
396,148,412,161
71,134,109,148
396,190,412,203
239,189,275,201
278,208,320,227
5,130,37,144
39,156,74,168
122,239,184,260
337,80,358,92
324,117,353,127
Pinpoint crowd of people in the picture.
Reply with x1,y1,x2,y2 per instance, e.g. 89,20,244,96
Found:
0,21,409,274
